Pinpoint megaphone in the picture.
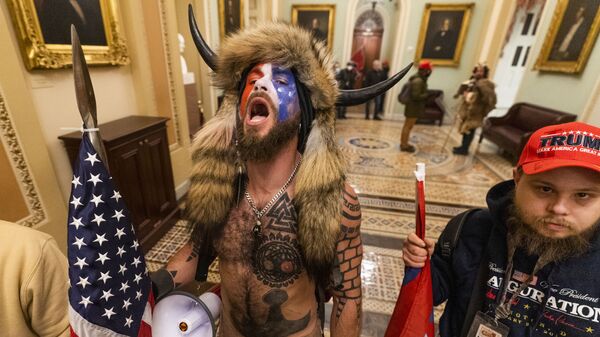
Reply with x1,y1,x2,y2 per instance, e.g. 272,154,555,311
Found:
153,290,221,337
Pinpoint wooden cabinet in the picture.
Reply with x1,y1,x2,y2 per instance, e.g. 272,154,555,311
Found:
59,116,179,253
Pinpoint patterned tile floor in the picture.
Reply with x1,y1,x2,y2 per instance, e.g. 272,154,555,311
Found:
145,107,513,336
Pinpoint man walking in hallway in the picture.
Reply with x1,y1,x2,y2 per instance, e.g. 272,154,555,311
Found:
400,60,432,153
453,64,496,155
363,59,387,120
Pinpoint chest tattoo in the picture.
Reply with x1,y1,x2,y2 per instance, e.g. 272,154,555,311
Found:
252,193,303,288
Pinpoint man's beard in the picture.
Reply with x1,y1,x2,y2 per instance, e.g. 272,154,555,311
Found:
507,203,598,263
237,110,300,162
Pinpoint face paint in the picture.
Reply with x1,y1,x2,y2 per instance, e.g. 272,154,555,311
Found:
240,63,300,123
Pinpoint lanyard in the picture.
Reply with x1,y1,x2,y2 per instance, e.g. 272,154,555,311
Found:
492,244,548,321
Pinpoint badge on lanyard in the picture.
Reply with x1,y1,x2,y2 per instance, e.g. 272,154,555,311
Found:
466,311,510,337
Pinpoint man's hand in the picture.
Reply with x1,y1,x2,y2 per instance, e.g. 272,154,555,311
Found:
402,233,435,268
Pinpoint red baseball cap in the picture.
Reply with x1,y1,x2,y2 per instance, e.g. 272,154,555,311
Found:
418,60,432,70
517,122,600,175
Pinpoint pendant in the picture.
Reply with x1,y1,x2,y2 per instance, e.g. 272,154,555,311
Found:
252,220,262,238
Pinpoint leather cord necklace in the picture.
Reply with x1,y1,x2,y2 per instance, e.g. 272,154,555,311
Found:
245,157,302,238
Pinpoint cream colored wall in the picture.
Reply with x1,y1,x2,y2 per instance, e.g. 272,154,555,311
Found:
0,0,197,248
386,0,496,117
0,3,68,252
514,0,600,118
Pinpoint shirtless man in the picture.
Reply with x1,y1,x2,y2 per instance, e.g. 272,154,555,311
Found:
166,60,362,336
148,19,411,336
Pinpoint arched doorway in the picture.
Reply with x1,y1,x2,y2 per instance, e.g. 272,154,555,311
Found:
351,9,384,88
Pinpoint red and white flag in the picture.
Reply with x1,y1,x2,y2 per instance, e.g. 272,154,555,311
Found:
385,163,435,337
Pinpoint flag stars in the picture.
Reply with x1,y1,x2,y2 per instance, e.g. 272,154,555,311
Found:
87,173,103,187
102,307,116,320
98,271,112,284
72,237,87,250
76,276,91,289
119,281,130,293
587,327,594,333
124,315,133,328
131,240,139,250
79,295,93,309
72,175,82,188
133,273,143,285
91,213,105,226
112,209,125,222
116,246,126,258
93,233,108,247
122,298,132,311
100,289,114,302
119,264,128,275
111,190,122,203
135,290,143,300
115,227,126,240
70,196,83,209
84,152,100,166
131,257,142,268
70,217,85,230
96,252,111,265
74,257,88,269
90,194,104,207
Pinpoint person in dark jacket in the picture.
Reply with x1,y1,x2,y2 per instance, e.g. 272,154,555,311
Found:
403,121,600,337
335,61,358,119
400,60,432,152
363,60,387,120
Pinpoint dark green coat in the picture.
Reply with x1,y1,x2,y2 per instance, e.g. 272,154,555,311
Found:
404,74,429,118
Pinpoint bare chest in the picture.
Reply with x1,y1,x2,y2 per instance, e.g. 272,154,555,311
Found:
215,192,305,288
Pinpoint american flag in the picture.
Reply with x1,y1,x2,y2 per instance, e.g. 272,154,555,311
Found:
67,133,153,337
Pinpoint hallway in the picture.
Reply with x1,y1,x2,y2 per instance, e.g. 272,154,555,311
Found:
145,108,514,336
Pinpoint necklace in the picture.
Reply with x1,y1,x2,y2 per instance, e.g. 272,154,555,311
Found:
245,157,302,238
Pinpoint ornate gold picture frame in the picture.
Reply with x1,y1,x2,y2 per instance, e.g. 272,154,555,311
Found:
291,4,336,48
415,3,474,67
219,0,244,40
6,0,129,70
534,0,600,73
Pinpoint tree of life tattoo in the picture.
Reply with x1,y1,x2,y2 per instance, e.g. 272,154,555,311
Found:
231,289,310,337
332,187,363,321
252,193,303,288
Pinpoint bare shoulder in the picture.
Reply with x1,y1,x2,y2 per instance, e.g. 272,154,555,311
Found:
340,183,361,232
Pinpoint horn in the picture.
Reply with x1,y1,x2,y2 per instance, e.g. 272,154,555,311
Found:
336,62,413,106
188,4,217,71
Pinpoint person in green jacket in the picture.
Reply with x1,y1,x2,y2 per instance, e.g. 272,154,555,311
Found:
400,60,432,153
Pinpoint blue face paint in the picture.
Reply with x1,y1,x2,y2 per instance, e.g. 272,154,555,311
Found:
271,66,300,122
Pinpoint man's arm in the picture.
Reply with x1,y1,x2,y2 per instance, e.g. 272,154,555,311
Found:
151,239,202,297
329,184,363,337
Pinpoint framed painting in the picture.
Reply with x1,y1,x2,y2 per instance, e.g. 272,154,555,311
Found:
291,4,335,48
534,0,600,73
6,0,129,70
219,0,244,40
415,3,474,67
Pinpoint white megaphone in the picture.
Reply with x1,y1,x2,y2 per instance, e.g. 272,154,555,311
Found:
153,290,221,337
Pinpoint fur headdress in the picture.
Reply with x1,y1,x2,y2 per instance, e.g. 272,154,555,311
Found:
186,22,345,281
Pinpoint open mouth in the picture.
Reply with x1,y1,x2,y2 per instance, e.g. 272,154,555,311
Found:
247,97,271,124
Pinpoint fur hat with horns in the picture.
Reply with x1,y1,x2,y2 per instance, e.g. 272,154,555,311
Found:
186,6,410,282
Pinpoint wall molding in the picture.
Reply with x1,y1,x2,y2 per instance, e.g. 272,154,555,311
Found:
158,0,183,145
0,92,46,227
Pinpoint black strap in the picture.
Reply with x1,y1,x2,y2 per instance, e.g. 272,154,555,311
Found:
460,249,490,337
438,208,482,263
195,251,216,282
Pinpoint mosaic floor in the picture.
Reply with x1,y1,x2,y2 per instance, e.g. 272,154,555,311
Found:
145,107,513,336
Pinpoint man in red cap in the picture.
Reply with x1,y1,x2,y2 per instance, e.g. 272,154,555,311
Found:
403,122,600,336
400,60,432,152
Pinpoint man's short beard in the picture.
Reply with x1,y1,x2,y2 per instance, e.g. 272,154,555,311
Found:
507,203,598,263
237,113,300,162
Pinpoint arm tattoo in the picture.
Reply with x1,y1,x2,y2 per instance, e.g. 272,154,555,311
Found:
331,186,363,321
186,241,201,262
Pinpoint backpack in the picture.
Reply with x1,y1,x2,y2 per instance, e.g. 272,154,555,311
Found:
397,82,411,104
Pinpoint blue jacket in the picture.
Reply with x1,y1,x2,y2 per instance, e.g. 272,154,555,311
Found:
433,180,600,337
